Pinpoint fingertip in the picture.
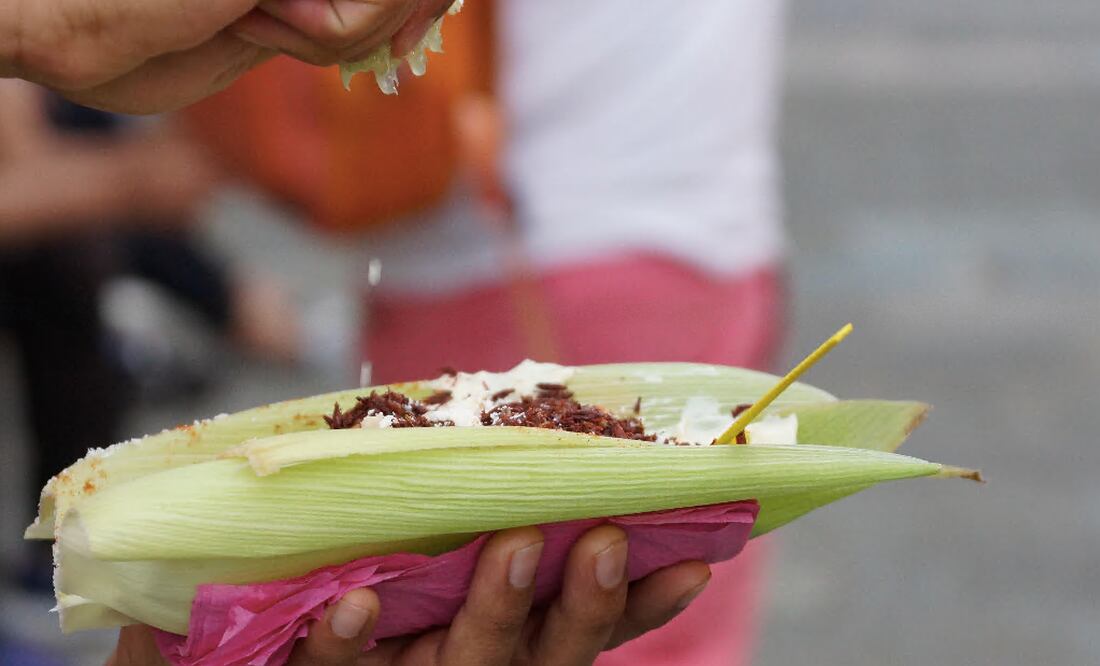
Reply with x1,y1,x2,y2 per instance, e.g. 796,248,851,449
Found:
330,587,379,640
343,587,381,618
486,525,544,554
345,586,379,602
577,524,629,556
679,560,713,586
673,561,712,610
592,536,628,590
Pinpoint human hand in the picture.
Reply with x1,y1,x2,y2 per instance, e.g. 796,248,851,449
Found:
296,525,712,665
232,0,458,67
1,0,451,114
108,524,710,665
107,589,380,666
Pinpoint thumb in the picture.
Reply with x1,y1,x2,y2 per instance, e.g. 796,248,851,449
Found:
287,588,381,665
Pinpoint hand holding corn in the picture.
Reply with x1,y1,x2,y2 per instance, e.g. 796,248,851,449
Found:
36,359,979,664
0,0,457,113
107,526,710,666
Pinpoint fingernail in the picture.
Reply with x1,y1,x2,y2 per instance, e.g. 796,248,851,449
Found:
508,541,544,589
675,579,710,612
595,540,628,589
330,595,373,639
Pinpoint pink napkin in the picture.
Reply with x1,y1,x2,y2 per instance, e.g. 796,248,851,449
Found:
154,501,758,666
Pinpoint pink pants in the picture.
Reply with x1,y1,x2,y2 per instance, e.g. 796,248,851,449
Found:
365,254,783,665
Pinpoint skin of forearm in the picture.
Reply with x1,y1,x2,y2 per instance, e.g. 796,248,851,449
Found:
0,137,183,243
0,150,135,241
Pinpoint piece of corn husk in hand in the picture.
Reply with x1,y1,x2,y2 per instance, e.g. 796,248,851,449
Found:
339,0,464,93
29,362,978,634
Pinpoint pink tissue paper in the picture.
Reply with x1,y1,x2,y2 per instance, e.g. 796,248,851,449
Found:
154,501,758,666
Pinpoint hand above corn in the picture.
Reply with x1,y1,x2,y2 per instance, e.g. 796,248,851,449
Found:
0,0,459,113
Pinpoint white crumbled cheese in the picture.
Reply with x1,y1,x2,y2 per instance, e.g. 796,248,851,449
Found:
744,414,799,445
664,397,730,445
359,414,397,429
661,397,800,446
356,360,795,447
423,360,573,426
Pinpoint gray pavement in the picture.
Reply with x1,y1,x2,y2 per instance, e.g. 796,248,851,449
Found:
759,2,1100,664
2,1,1098,664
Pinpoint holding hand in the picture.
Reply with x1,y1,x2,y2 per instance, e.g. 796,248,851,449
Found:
109,526,711,665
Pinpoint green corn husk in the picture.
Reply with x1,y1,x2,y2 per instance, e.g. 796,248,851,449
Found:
30,363,976,635
26,363,833,540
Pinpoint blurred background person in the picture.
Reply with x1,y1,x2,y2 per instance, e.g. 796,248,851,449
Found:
185,2,787,664
366,5,787,662
0,80,301,609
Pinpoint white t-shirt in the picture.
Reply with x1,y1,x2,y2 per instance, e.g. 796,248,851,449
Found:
367,0,786,294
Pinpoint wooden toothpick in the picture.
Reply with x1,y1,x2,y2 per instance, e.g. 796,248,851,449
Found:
715,323,854,445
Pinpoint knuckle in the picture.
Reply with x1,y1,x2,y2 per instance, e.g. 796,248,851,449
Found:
294,639,354,666
484,611,527,637
488,612,525,634
573,603,624,635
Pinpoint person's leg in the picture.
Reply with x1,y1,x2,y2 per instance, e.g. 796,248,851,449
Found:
366,279,529,383
365,253,784,665
540,254,783,370
542,255,782,666
368,253,782,380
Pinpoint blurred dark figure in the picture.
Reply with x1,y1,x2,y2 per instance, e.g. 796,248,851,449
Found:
0,83,299,593
0,83,212,515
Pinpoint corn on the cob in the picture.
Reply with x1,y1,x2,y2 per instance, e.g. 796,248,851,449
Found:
29,362,976,635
